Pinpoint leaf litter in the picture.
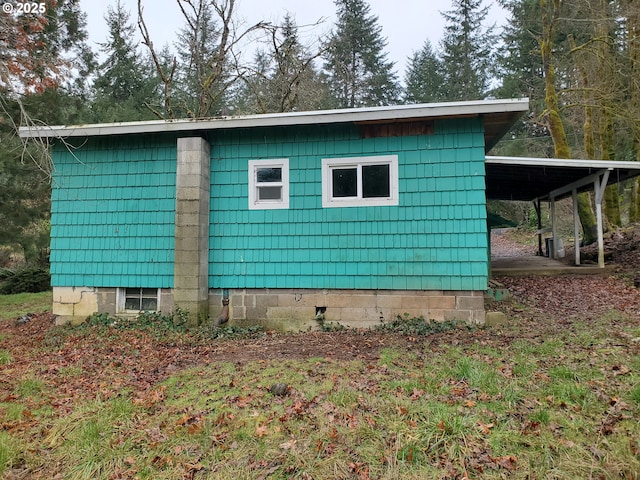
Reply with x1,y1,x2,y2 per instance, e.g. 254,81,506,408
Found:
2,243,640,477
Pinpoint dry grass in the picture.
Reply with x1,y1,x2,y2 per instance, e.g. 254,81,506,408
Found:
1,288,640,479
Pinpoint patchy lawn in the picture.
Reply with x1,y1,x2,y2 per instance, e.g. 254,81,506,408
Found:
1,276,640,479
0,291,51,322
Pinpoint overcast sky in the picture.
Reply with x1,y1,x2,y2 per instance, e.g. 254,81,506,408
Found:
82,0,507,78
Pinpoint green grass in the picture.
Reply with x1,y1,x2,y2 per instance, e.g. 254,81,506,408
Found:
2,293,640,479
0,291,51,321
0,431,20,477
15,376,46,399
45,395,143,480
0,349,12,365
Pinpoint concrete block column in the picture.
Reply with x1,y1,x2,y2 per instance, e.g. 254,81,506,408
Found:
174,137,210,326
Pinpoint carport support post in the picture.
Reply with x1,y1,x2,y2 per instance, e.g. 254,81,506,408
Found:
572,189,580,265
550,197,557,259
594,170,611,269
534,199,543,256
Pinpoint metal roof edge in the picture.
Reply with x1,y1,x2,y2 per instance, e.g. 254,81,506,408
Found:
486,155,640,170
19,98,529,139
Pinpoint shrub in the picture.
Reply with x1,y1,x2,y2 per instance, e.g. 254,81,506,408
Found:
0,267,50,294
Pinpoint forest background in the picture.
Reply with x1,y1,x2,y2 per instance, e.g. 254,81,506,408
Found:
1,0,639,271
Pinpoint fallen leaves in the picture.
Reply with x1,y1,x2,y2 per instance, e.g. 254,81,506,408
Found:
497,275,640,322
3,267,640,479
176,412,205,435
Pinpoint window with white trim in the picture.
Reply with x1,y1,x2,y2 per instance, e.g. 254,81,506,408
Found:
322,155,399,208
117,288,159,313
248,159,290,209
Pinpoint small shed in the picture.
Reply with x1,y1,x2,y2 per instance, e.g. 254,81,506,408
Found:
21,99,531,328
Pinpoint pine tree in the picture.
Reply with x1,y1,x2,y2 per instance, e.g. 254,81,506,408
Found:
491,0,552,156
139,0,267,119
439,0,495,101
92,0,157,121
173,0,226,117
323,0,399,108
237,14,331,113
403,40,445,104
495,0,543,101
0,0,92,264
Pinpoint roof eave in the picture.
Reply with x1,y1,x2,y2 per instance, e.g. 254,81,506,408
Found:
18,98,530,139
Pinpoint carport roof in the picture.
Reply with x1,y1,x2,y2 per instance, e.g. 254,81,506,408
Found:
486,156,640,202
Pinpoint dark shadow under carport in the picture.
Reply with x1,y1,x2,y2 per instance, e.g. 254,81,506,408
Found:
485,156,640,270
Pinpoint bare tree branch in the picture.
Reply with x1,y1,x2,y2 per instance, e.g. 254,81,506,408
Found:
137,0,177,119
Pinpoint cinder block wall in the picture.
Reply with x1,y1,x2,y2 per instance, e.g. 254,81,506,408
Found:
51,286,483,329
209,289,485,332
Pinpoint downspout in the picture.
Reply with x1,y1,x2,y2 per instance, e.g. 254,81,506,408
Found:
214,289,230,326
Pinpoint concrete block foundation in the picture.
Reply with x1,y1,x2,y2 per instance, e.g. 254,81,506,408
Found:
51,287,485,330
209,288,485,332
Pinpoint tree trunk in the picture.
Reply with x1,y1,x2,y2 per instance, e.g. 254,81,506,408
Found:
578,193,598,244
629,0,640,223
604,187,621,227
539,0,598,242
539,1,569,158
602,113,621,226
595,1,621,228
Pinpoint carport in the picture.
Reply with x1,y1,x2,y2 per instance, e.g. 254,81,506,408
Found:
485,156,640,268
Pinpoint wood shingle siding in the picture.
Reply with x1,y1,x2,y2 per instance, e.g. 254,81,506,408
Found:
50,135,177,288
208,118,487,292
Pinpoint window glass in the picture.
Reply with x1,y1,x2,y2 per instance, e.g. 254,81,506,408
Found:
257,167,282,183
141,297,158,311
124,288,158,311
362,164,390,198
321,155,398,208
248,159,289,210
332,168,357,197
258,186,282,200
125,296,140,310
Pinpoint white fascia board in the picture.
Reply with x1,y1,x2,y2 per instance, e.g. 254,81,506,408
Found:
487,155,640,170
19,98,530,139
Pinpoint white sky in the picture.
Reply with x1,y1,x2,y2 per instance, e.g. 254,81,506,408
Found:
82,0,507,79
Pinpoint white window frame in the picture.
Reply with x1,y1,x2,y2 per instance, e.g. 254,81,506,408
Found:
321,155,399,208
117,287,160,313
248,159,290,210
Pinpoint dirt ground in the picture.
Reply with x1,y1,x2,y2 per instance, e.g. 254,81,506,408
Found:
2,229,640,404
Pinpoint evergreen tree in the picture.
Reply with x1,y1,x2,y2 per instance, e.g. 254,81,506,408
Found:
403,40,445,104
237,14,331,113
0,126,50,266
173,0,226,117
495,0,543,101
92,0,157,122
0,0,92,265
139,0,268,119
323,0,399,108
439,0,495,101
491,0,552,157
0,0,89,94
